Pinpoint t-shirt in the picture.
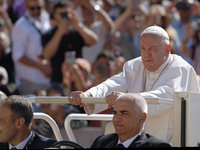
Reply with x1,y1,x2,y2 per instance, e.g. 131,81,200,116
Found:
42,27,86,83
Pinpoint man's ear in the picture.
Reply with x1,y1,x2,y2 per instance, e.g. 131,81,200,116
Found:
15,117,25,129
166,44,172,54
140,113,147,123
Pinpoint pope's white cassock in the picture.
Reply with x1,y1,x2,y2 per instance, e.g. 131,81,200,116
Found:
84,54,200,143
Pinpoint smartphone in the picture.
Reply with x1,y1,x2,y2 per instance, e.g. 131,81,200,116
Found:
65,51,76,65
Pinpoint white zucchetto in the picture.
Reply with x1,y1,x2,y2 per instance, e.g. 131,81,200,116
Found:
141,26,169,40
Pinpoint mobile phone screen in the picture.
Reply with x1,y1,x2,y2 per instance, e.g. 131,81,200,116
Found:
65,51,76,65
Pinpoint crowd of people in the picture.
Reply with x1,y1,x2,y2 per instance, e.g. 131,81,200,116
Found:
0,0,200,148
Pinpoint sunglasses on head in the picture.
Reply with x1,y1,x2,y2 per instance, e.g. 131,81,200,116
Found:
29,6,42,11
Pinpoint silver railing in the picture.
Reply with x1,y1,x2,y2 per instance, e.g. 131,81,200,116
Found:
28,96,173,105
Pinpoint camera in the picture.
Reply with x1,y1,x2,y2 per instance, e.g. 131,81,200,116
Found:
61,12,69,20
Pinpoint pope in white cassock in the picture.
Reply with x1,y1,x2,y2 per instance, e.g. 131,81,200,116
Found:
69,25,200,143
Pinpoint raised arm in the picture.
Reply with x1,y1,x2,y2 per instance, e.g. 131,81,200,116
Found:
42,21,67,60
81,0,114,33
43,8,98,60
69,8,98,45
179,24,194,58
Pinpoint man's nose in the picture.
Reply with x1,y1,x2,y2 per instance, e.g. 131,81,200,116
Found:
113,115,122,122
143,49,152,57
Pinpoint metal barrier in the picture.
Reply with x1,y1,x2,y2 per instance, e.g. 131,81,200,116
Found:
28,96,173,105
33,112,63,141
64,114,113,142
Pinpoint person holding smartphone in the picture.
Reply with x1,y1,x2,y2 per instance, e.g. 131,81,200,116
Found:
42,1,98,85
62,57,92,94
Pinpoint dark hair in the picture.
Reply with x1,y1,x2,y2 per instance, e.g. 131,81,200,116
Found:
47,83,65,96
176,1,192,10
0,95,33,127
52,0,68,15
96,52,114,61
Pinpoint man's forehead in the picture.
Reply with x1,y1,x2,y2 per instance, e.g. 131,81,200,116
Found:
114,100,133,111
113,108,129,113
0,105,11,117
140,34,163,45
141,33,162,40
0,105,9,111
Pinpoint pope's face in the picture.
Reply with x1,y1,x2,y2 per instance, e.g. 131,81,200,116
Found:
140,34,171,72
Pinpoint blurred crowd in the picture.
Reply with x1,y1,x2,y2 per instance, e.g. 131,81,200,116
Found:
1,0,200,138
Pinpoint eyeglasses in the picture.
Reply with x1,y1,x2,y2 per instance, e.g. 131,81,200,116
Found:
28,6,42,11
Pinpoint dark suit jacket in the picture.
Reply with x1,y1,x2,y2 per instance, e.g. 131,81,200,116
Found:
91,131,171,148
0,131,57,149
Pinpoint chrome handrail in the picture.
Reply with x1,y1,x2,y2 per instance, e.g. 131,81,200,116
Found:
33,112,63,141
64,114,113,142
27,96,173,105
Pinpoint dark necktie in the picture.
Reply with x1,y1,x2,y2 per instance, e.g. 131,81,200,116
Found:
116,143,125,148
11,147,17,149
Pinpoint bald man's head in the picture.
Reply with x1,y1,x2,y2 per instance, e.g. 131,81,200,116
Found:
113,93,148,141
115,93,148,117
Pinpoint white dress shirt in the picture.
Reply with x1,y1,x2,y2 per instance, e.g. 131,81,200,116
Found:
85,54,200,142
117,133,140,148
11,11,51,84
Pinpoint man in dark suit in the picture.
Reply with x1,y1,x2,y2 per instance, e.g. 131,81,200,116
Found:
91,93,171,148
0,95,57,149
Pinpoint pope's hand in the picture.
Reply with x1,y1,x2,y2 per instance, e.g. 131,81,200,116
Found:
105,91,124,108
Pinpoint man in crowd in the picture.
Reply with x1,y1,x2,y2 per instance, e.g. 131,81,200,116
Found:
12,0,52,95
42,1,98,84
